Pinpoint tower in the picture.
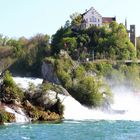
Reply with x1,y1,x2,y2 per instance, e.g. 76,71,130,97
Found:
130,25,136,57
130,25,136,47
125,18,127,29
125,18,137,57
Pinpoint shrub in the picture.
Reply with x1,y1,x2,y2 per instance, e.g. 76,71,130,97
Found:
72,76,104,107
73,65,85,79
39,82,54,94
57,70,72,89
0,71,24,103
95,62,113,77
0,109,15,123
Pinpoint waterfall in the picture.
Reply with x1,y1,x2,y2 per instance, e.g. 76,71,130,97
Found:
4,106,30,123
4,77,43,123
59,86,140,121
13,77,43,89
13,77,140,121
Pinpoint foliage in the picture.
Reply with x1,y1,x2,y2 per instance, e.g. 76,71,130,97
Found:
52,21,135,61
3,71,15,87
0,109,15,123
70,13,83,30
53,52,73,89
39,82,54,94
137,37,140,58
8,34,50,77
48,52,113,107
0,71,24,103
73,65,85,79
72,76,105,107
94,62,113,77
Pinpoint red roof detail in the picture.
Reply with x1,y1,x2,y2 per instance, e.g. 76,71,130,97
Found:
102,17,116,23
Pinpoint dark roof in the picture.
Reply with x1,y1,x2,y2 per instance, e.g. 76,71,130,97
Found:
81,7,102,17
81,10,90,17
102,17,116,23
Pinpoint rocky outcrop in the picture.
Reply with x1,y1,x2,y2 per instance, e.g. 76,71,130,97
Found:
0,102,62,124
0,73,64,124
4,105,30,123
42,62,60,84
0,105,29,124
32,90,58,109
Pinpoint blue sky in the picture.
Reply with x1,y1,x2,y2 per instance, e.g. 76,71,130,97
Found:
0,0,139,38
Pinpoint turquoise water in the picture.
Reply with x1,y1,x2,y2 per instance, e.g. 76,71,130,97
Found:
0,120,140,140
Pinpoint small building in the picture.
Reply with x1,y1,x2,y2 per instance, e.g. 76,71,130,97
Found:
81,7,102,29
81,7,116,29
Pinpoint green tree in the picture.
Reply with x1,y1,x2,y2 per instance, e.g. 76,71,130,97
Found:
72,76,103,107
70,13,83,30
62,37,77,54
136,37,140,58
0,71,24,103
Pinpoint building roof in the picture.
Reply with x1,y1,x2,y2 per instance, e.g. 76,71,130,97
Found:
81,10,90,16
102,17,116,23
81,7,102,17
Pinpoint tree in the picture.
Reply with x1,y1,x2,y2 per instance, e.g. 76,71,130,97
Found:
136,37,140,58
70,13,83,30
62,37,77,54
0,71,24,103
72,76,104,107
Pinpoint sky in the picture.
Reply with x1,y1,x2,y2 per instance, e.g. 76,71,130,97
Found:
0,0,139,38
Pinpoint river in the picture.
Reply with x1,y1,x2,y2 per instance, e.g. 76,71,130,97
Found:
0,120,140,140
0,77,140,140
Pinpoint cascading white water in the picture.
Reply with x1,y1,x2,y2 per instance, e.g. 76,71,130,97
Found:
4,106,30,123
8,77,43,123
59,86,140,121
13,77,140,121
13,77,43,89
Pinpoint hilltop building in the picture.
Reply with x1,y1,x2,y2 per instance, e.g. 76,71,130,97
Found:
80,7,136,48
81,7,116,29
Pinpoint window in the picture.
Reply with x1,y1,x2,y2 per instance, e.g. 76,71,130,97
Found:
98,19,100,22
92,16,96,22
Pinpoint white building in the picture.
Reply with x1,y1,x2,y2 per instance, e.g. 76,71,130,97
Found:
81,7,116,29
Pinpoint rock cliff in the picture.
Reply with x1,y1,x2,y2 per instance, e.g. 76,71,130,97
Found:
42,62,60,84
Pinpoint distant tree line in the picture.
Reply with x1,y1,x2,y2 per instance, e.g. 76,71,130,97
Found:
0,34,51,77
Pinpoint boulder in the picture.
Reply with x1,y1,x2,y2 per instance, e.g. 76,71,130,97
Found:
36,90,58,109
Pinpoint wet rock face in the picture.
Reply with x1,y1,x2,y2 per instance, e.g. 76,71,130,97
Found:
42,62,60,84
